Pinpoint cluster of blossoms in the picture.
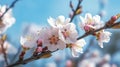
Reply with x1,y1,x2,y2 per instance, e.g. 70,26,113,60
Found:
80,13,111,48
20,16,86,57
0,5,15,34
0,5,17,61
20,13,112,58
0,5,112,60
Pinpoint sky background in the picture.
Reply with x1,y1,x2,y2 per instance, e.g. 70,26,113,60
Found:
0,0,120,67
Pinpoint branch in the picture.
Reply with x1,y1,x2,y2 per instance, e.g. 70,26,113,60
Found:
70,0,82,22
0,0,19,19
77,21,120,40
7,51,53,67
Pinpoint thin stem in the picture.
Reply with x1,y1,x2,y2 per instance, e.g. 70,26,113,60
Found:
70,0,83,22
77,21,120,40
0,0,19,19
7,51,53,67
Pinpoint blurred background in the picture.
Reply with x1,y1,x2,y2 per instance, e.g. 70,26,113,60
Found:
0,0,120,67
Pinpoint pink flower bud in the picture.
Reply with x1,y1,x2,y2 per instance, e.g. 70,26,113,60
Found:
84,25,90,32
111,16,117,21
37,39,42,46
66,60,73,67
36,47,43,53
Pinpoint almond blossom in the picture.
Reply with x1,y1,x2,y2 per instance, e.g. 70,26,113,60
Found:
80,13,103,32
96,30,111,48
20,24,41,49
48,15,78,44
0,5,15,34
79,13,111,48
41,27,66,51
47,15,70,28
71,39,86,57
59,23,78,44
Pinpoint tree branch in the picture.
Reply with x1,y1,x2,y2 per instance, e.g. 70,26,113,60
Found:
0,0,19,19
77,21,120,40
70,0,82,22
7,51,53,67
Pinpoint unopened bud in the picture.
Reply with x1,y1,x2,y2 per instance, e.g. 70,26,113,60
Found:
111,16,117,22
75,6,82,15
36,47,43,53
37,39,42,46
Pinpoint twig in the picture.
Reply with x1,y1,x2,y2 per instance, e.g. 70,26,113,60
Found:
77,21,120,40
0,0,19,19
7,51,53,67
70,0,83,22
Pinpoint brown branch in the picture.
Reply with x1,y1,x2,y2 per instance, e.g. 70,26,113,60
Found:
7,51,53,67
70,0,82,22
77,21,120,40
0,0,19,19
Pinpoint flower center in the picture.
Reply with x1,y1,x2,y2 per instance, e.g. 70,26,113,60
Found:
62,29,69,39
49,35,59,45
26,35,33,41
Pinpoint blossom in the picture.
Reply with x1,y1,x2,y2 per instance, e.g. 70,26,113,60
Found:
20,24,41,49
79,13,103,32
71,39,86,57
59,23,78,43
48,15,78,44
41,27,66,51
0,5,15,34
0,41,17,61
79,13,111,48
47,15,70,28
96,30,111,48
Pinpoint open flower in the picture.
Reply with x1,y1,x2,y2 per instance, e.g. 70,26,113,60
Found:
71,39,86,57
47,15,70,28
41,27,66,51
59,23,78,44
0,5,15,34
80,13,111,48
20,24,41,49
96,30,111,48
79,13,103,32
48,15,78,44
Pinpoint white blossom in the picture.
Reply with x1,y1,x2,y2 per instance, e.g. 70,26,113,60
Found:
96,30,111,48
20,24,41,48
79,13,103,32
47,15,70,28
41,27,66,51
71,39,86,57
59,23,78,43
0,5,15,34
